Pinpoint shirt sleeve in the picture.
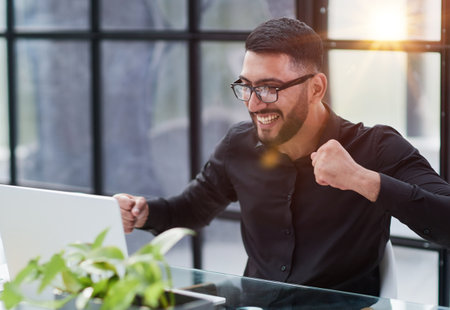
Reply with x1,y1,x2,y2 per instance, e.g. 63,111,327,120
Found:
141,127,237,234
374,126,450,247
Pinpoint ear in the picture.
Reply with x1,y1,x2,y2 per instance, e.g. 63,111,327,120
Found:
310,73,327,101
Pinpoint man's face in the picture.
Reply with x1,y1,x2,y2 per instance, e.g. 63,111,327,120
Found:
239,51,310,146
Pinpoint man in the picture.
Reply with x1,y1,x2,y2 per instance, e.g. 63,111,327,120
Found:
115,18,450,296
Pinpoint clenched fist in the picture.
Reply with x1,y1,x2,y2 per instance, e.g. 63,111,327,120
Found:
310,139,380,202
114,193,149,233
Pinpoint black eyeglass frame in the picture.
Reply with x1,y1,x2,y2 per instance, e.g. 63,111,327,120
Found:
230,73,315,103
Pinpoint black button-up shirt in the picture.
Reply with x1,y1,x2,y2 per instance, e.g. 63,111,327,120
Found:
144,105,450,295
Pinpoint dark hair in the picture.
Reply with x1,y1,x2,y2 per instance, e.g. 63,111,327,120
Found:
245,17,323,71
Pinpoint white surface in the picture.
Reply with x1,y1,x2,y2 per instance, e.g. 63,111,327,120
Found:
379,240,398,299
171,288,226,306
0,184,128,280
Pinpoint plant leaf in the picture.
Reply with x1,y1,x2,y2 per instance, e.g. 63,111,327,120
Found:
91,277,111,298
27,293,74,310
143,282,165,308
38,253,66,292
92,228,109,250
1,281,24,309
75,286,94,309
88,246,125,261
79,261,117,278
100,277,140,310
149,228,195,255
12,257,40,285
61,269,83,293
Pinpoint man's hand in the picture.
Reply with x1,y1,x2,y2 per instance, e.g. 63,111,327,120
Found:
113,193,149,233
310,139,380,202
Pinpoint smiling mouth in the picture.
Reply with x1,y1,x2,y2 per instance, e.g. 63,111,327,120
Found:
256,114,280,125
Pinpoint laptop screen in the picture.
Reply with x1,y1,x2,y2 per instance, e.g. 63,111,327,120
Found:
0,185,128,281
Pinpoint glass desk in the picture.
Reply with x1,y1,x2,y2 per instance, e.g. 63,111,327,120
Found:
1,265,449,310
169,266,450,310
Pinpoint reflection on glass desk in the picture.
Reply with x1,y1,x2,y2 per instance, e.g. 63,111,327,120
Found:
169,266,450,310
1,265,449,310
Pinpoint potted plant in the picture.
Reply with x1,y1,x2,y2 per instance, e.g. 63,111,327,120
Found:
0,227,202,310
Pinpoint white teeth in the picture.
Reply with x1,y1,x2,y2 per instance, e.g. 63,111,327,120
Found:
257,114,279,125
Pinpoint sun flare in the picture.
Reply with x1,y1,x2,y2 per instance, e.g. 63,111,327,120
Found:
368,6,407,41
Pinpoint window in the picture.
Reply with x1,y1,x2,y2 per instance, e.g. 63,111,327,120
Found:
328,0,441,41
326,0,446,304
200,0,295,31
101,0,187,30
0,0,5,31
0,39,7,183
14,0,89,31
329,50,441,172
101,41,189,197
15,40,92,189
201,41,248,163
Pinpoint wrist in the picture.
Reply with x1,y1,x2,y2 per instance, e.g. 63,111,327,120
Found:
354,167,381,202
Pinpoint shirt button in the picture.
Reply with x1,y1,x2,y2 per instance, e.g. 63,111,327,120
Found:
284,229,291,236
281,265,287,272
287,194,292,201
423,228,431,235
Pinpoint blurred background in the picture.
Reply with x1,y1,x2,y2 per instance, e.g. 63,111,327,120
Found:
0,0,449,306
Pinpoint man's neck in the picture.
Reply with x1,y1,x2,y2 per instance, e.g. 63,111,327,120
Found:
278,102,329,160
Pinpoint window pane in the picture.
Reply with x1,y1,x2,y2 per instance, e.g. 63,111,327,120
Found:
200,0,295,31
394,246,438,305
329,50,440,173
201,42,248,163
102,41,188,198
0,39,8,182
328,0,441,41
101,0,187,30
16,40,92,189
14,0,89,31
0,0,5,31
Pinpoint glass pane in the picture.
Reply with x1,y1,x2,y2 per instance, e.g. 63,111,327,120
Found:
394,246,438,305
200,0,295,31
16,40,92,189
201,42,248,163
328,0,441,41
0,0,5,31
203,218,246,275
0,39,8,182
329,50,440,173
102,41,188,198
14,0,89,31
101,0,187,30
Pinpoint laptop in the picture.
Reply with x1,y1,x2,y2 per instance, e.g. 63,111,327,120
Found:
0,184,128,282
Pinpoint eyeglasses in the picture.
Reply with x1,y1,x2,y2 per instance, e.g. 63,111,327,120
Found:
230,74,315,104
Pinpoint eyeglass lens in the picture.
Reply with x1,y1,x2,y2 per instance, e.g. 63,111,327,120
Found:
233,85,277,103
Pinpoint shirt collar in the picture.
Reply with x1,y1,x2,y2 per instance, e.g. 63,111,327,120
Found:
317,102,342,148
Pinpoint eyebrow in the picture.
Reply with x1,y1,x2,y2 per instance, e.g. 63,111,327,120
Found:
239,75,285,85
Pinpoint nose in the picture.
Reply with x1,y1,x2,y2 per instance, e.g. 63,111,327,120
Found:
246,91,266,113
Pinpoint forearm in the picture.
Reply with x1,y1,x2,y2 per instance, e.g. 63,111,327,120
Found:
141,178,232,234
376,173,450,247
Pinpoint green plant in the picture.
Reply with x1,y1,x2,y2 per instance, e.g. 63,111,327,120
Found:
0,227,194,310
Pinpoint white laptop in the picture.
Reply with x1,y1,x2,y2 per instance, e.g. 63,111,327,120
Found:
0,184,128,282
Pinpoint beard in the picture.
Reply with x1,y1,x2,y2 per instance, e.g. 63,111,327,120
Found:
251,93,309,147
